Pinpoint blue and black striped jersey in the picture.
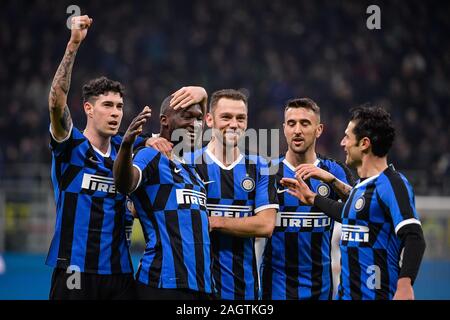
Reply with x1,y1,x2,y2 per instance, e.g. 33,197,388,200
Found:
338,165,421,300
130,147,212,294
261,155,354,300
193,148,279,300
46,126,142,274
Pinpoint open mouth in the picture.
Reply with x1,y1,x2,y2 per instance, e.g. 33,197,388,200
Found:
108,120,118,127
224,130,240,137
292,137,304,144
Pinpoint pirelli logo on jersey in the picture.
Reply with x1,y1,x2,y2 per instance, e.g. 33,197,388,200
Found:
207,204,253,218
341,224,370,242
81,174,117,194
176,189,207,206
276,212,331,228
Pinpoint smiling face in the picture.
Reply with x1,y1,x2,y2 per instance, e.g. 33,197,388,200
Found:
162,103,204,147
206,97,247,147
283,107,322,155
84,91,123,137
340,120,363,168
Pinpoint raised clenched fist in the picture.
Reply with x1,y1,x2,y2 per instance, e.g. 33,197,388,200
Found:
69,15,93,45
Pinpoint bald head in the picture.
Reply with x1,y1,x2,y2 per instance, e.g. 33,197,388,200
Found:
160,95,173,117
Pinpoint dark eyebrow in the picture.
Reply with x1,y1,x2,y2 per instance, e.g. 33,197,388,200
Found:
219,112,247,117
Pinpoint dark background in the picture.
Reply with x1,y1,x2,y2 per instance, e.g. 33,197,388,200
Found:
1,0,449,194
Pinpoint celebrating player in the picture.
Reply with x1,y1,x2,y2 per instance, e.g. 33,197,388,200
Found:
113,93,213,300
260,98,354,300
195,89,278,300
46,15,151,300
281,106,426,300
151,88,279,299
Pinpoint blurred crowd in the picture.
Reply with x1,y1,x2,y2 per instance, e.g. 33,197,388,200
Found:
1,0,449,194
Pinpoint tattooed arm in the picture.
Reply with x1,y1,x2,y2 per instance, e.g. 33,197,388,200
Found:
48,15,92,141
295,164,353,200
329,177,353,200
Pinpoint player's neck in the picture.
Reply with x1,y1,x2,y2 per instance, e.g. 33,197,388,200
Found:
358,154,388,178
83,128,111,155
207,139,240,166
285,148,317,167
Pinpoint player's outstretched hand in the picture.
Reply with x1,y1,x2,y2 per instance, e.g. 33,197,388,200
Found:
145,136,173,158
280,177,316,205
170,86,207,110
295,164,336,184
122,106,152,147
69,15,93,45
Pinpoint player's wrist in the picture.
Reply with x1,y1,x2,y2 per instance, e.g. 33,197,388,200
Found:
307,193,317,206
397,277,412,288
120,139,135,150
67,40,81,51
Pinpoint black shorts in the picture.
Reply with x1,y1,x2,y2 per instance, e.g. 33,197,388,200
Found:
135,281,213,300
49,267,136,300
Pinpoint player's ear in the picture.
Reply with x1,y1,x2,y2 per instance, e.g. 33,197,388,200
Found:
160,114,168,127
205,112,213,128
283,122,288,138
84,102,94,118
360,137,371,152
315,123,324,138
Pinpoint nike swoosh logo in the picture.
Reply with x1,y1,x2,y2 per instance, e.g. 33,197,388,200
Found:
202,180,215,185
277,188,288,194
88,156,101,164
174,167,182,173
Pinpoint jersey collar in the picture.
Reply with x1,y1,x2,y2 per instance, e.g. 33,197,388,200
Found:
205,148,243,170
92,143,111,158
354,173,380,189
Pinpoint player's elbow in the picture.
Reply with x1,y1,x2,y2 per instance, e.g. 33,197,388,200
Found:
255,210,276,237
114,176,135,195
113,174,132,194
259,226,274,238
259,218,275,238
261,227,274,238
48,87,66,110
48,100,64,112
115,183,131,195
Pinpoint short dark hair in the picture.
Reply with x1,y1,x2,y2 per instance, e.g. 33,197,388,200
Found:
284,98,320,120
159,94,202,116
349,105,396,157
82,76,125,103
209,89,248,113
160,95,172,116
